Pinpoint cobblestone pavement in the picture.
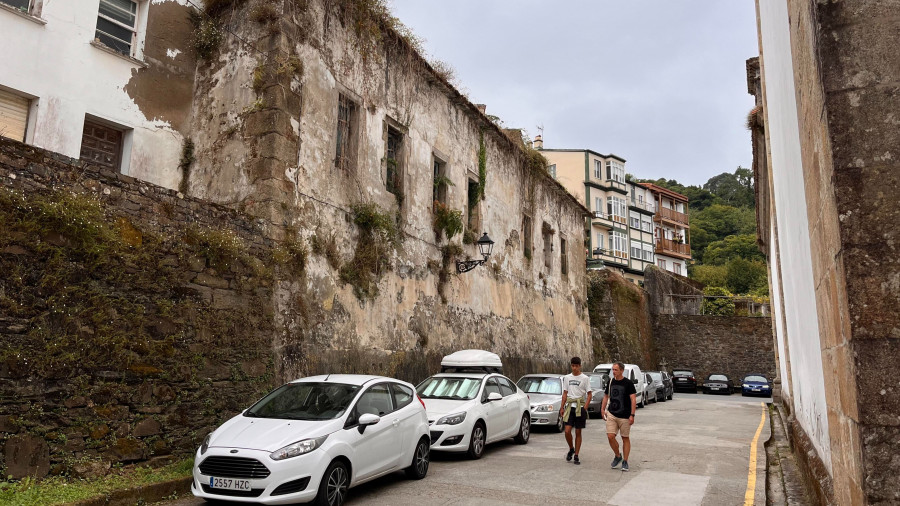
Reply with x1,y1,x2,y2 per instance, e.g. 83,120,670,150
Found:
162,393,770,506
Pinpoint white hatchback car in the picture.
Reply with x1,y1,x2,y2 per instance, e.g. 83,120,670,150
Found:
191,375,430,506
418,371,531,458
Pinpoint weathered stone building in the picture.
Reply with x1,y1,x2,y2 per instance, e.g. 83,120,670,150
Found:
179,0,592,379
751,1,899,503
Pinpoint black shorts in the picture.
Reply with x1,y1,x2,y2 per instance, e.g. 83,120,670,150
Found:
564,407,587,429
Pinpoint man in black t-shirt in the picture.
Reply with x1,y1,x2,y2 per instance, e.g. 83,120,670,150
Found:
600,362,637,472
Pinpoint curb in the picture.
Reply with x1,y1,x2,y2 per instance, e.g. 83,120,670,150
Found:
69,476,192,506
764,403,812,505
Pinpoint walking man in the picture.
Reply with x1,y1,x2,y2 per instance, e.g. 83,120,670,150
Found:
600,362,637,471
559,357,592,465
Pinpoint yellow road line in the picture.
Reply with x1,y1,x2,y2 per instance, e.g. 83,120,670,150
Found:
744,402,767,506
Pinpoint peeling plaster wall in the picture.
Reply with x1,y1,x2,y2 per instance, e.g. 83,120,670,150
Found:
188,0,592,381
0,0,196,190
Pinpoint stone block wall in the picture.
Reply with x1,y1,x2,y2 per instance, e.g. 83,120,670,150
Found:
652,314,775,385
586,270,656,370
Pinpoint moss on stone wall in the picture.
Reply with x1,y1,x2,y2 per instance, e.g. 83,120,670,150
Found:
586,270,657,369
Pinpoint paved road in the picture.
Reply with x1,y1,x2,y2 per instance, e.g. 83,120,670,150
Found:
162,393,770,506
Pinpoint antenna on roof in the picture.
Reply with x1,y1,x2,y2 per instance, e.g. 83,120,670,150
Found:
325,374,331,381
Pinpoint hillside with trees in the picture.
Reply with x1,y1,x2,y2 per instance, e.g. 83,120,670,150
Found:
637,167,768,296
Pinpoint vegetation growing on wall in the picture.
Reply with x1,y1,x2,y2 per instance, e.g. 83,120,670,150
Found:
339,202,398,300
700,286,736,316
177,139,195,195
327,0,425,65
432,202,463,242
477,131,487,201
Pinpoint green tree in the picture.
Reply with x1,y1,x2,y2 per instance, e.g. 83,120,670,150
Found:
724,258,768,295
690,204,756,240
690,264,727,288
703,234,765,265
703,167,754,208
702,286,736,316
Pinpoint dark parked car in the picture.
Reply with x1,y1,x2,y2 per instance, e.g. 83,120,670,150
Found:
703,373,734,395
585,372,609,418
672,369,698,393
648,371,673,401
741,374,772,397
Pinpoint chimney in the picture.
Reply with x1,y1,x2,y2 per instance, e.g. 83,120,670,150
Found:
476,104,487,114
533,134,543,150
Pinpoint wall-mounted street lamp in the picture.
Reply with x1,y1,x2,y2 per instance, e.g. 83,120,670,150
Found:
456,233,495,274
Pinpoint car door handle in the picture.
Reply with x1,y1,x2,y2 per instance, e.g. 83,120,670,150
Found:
392,419,399,427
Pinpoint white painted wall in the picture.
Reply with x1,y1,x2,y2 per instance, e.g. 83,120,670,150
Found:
0,0,186,189
758,0,831,474
769,222,791,401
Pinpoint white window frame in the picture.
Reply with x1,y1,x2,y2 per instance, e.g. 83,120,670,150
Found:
607,196,627,224
94,0,149,60
594,159,601,179
596,233,605,252
548,164,556,179
611,230,627,258
630,246,641,259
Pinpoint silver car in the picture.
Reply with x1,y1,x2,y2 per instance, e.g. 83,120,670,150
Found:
585,372,609,418
516,375,565,432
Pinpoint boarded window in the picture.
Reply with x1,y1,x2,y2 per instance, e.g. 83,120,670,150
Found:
432,155,448,208
335,94,357,172
0,88,30,142
80,119,123,171
96,0,138,56
523,215,532,259
385,126,402,195
542,222,552,269
560,237,568,275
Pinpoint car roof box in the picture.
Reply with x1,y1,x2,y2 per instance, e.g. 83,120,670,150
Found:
440,349,503,373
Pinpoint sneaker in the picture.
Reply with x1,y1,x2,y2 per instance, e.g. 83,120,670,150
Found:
573,455,580,465
566,448,575,461
622,460,629,472
610,455,623,469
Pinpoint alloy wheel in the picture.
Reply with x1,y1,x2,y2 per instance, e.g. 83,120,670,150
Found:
415,440,429,476
520,414,530,441
326,465,348,506
473,426,484,456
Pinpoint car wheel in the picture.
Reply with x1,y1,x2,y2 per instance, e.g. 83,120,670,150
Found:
314,460,349,506
467,422,486,459
514,412,530,444
555,414,564,433
659,391,666,402
405,436,430,480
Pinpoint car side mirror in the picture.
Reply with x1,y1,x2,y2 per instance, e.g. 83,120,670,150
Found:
486,392,502,402
632,379,638,384
359,413,380,426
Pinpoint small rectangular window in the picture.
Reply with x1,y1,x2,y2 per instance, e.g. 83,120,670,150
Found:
523,215,533,259
596,233,605,253
560,237,568,275
0,88,31,143
548,164,556,179
631,246,641,259
385,126,402,196
96,0,139,56
433,155,448,208
674,263,682,275
542,223,553,269
80,119,124,171
658,258,667,270
335,94,358,172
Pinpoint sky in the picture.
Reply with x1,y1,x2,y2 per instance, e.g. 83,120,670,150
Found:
389,0,760,187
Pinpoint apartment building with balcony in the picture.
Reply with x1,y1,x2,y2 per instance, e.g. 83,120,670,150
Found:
539,140,649,282
626,180,656,281
639,182,692,276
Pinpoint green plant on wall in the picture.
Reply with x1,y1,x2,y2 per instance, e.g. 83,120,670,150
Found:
701,286,736,316
432,202,463,241
339,202,398,300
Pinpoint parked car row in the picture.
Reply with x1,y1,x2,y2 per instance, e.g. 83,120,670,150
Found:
190,350,531,506
591,363,674,410
672,368,773,396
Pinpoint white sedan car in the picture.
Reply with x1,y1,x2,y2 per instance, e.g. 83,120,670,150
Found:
192,375,430,506
418,373,531,459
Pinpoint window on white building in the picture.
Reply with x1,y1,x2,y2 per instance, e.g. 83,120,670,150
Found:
547,164,556,179
607,196,627,224
593,159,601,179
611,231,627,258
1,0,32,12
642,243,654,261
80,117,130,172
95,0,139,56
596,233,605,253
631,246,641,259
641,215,652,232
606,160,625,183
629,212,640,229
0,88,31,143
674,263,682,275
658,258,667,270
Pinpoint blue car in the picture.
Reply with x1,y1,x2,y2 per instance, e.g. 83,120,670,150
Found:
741,374,772,396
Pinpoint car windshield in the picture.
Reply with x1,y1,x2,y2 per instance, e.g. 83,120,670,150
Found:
673,370,692,376
745,375,767,383
649,372,662,381
517,377,561,395
708,374,728,381
594,368,611,376
589,374,608,389
245,382,359,420
417,376,482,400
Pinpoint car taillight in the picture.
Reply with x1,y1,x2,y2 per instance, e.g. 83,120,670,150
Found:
417,394,426,409
689,376,695,381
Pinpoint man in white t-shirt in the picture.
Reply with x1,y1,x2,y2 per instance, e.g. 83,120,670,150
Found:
559,356,592,465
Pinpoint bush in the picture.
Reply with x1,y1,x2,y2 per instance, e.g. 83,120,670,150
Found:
701,286,735,316
432,202,463,241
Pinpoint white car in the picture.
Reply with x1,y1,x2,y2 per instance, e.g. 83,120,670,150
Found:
593,363,649,407
419,350,531,459
191,375,430,506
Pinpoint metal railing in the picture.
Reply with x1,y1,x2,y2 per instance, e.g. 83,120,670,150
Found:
629,199,655,212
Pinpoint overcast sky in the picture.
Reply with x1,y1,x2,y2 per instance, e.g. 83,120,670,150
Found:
389,0,760,187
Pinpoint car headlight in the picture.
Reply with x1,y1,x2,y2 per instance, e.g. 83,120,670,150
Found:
762,385,770,389
532,404,555,412
743,384,750,388
437,412,467,425
200,434,211,455
269,435,329,461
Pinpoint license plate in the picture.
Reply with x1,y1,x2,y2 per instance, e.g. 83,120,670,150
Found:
209,477,252,491
710,387,720,390
752,388,761,392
